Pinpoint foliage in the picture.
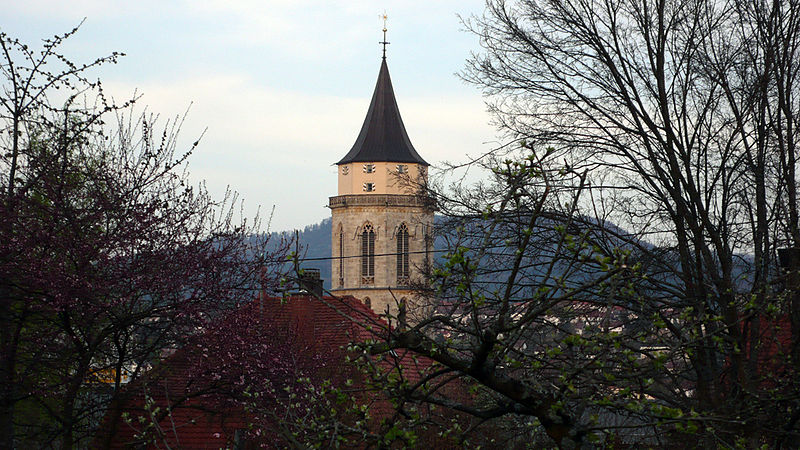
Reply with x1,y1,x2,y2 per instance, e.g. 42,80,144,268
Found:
0,25,284,448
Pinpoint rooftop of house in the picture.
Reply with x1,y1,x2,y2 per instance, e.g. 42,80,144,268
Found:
98,293,434,448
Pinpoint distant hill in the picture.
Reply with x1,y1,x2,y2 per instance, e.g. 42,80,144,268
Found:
270,218,333,289
269,215,755,297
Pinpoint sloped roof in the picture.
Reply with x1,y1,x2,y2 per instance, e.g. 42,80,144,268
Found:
100,294,433,448
337,58,429,166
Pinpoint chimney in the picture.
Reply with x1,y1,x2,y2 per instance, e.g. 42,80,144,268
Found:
299,268,323,298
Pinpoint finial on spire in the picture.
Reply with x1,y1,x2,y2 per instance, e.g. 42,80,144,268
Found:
379,12,390,59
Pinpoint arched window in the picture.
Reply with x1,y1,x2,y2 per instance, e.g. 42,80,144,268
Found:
338,225,344,287
397,223,409,284
361,224,375,284
363,297,372,309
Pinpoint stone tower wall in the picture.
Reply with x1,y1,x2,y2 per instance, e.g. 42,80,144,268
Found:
329,196,433,317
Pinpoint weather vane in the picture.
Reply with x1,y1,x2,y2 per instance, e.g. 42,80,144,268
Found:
380,12,390,59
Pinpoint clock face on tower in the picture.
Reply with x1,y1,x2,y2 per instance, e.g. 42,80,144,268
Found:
341,165,349,175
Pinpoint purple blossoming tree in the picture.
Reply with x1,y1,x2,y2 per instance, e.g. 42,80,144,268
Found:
0,25,286,448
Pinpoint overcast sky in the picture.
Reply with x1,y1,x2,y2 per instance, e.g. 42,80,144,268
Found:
3,1,498,232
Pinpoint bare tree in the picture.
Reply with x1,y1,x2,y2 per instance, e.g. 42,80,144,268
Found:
339,0,800,447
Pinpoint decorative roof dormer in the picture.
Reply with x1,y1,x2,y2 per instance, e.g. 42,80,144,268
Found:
336,57,428,166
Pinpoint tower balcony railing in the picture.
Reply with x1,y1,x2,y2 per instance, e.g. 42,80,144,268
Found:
329,194,435,210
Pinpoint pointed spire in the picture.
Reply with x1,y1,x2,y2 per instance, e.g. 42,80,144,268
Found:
337,57,428,166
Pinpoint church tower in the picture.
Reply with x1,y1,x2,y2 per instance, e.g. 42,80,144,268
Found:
329,47,434,317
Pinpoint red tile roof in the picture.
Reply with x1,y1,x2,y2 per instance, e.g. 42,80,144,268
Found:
99,293,432,448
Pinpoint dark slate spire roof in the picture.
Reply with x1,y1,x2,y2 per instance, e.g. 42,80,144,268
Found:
337,58,428,166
